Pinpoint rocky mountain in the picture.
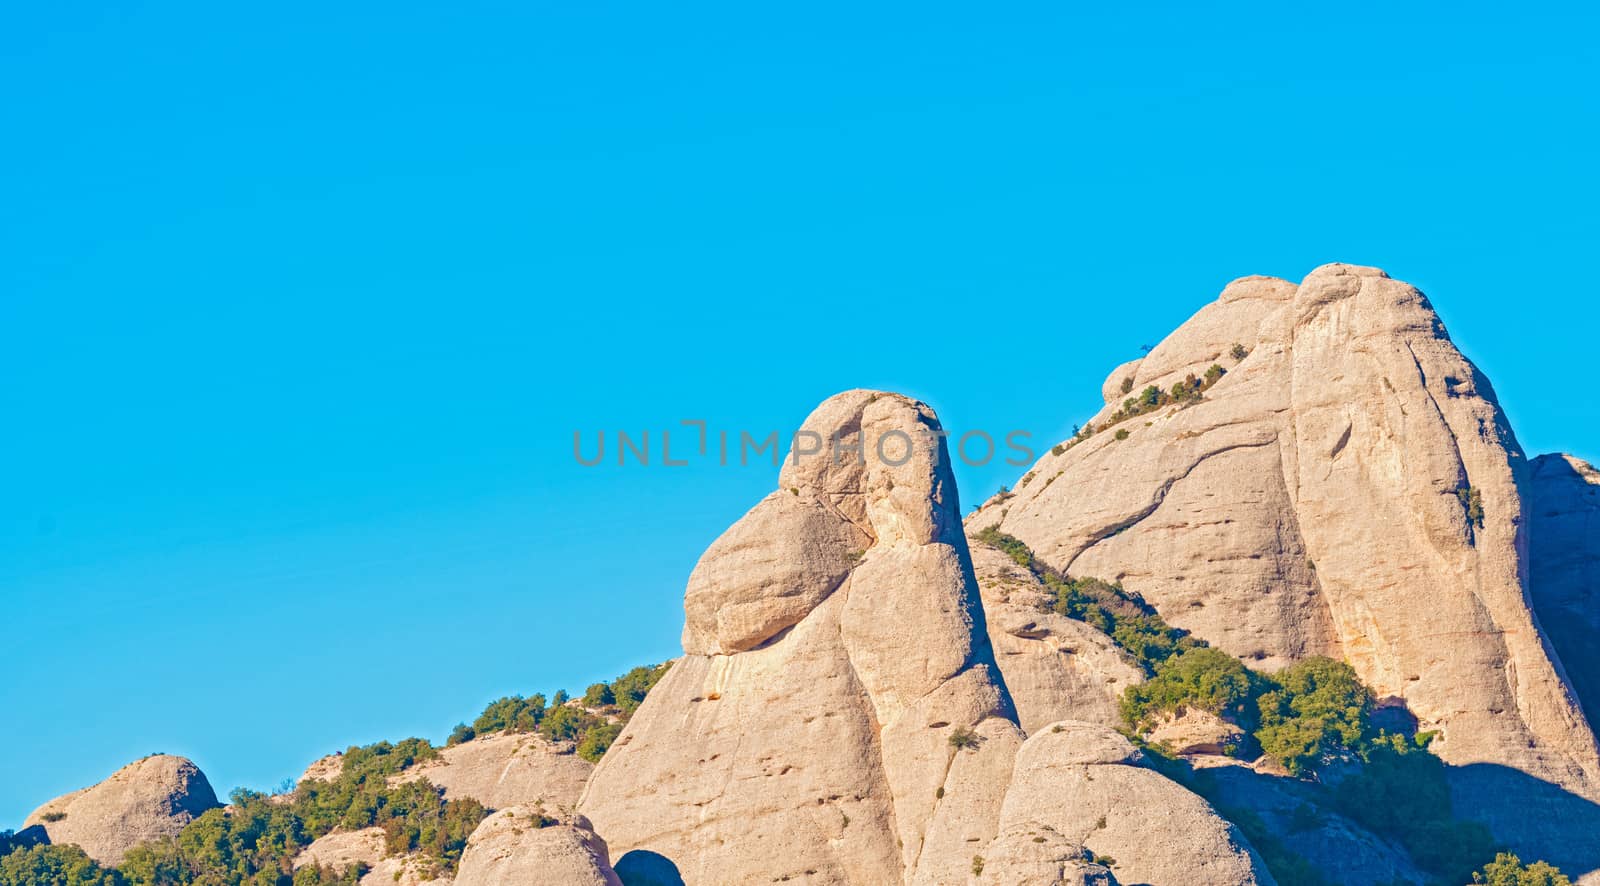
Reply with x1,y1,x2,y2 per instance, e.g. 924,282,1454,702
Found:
7,263,1597,885
969,263,1600,875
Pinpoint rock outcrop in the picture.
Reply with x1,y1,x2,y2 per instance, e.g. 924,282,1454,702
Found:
580,390,1273,885
453,807,620,886
1145,709,1243,757
995,722,1271,886
292,828,453,886
394,731,593,812
581,391,1022,884
21,755,220,865
969,264,1600,866
973,823,1116,885
1530,453,1600,728
970,541,1143,732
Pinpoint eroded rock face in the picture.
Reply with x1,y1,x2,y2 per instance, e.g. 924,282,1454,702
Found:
581,391,1023,885
22,755,220,866
292,828,451,885
1146,709,1243,757
969,264,1600,866
973,823,1116,885
454,807,619,886
394,731,593,812
1530,453,1600,728
997,722,1272,886
969,542,1143,733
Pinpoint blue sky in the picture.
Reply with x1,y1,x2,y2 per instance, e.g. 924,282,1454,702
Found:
2,3,1596,827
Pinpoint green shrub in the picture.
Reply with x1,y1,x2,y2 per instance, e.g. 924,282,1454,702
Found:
576,722,623,762
1205,363,1226,384
1120,375,1135,394
1121,647,1255,730
1255,657,1372,775
1231,343,1249,360
1458,485,1486,527
973,526,1034,570
609,663,671,715
583,682,615,707
471,694,546,734
948,727,981,750
1114,428,1130,441
0,844,123,886
1473,853,1572,885
446,723,475,747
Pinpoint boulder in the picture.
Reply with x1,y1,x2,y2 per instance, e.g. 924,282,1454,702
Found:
1145,709,1243,757
996,722,1273,886
453,807,619,886
21,754,220,866
973,823,1116,885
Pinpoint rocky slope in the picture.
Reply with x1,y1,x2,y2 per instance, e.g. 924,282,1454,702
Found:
968,263,1600,871
20,755,219,866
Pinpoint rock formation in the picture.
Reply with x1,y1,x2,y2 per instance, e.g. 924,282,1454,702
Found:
968,264,1600,866
393,731,593,812
970,541,1143,733
580,390,1273,885
291,828,452,885
580,391,1022,884
20,755,219,866
973,823,1116,885
994,721,1269,886
453,807,620,886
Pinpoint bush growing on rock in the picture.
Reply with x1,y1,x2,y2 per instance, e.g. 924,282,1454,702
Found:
1255,657,1372,775
1121,647,1255,730
1473,852,1572,885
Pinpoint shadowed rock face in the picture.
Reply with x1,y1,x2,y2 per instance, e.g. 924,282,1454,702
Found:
579,391,1272,885
1530,453,1600,728
21,755,220,866
969,264,1600,872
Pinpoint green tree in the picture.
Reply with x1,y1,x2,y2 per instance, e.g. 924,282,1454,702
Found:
583,682,615,707
1121,647,1254,730
1255,657,1371,774
1474,853,1572,886
0,844,124,886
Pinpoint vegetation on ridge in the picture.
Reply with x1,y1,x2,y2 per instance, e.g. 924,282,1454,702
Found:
0,662,672,886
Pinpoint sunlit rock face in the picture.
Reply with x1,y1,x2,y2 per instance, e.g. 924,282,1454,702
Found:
968,264,1600,870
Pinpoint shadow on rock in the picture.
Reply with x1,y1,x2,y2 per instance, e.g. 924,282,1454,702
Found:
615,849,686,886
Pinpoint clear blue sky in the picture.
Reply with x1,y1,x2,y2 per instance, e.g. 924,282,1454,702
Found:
2,2,1596,828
